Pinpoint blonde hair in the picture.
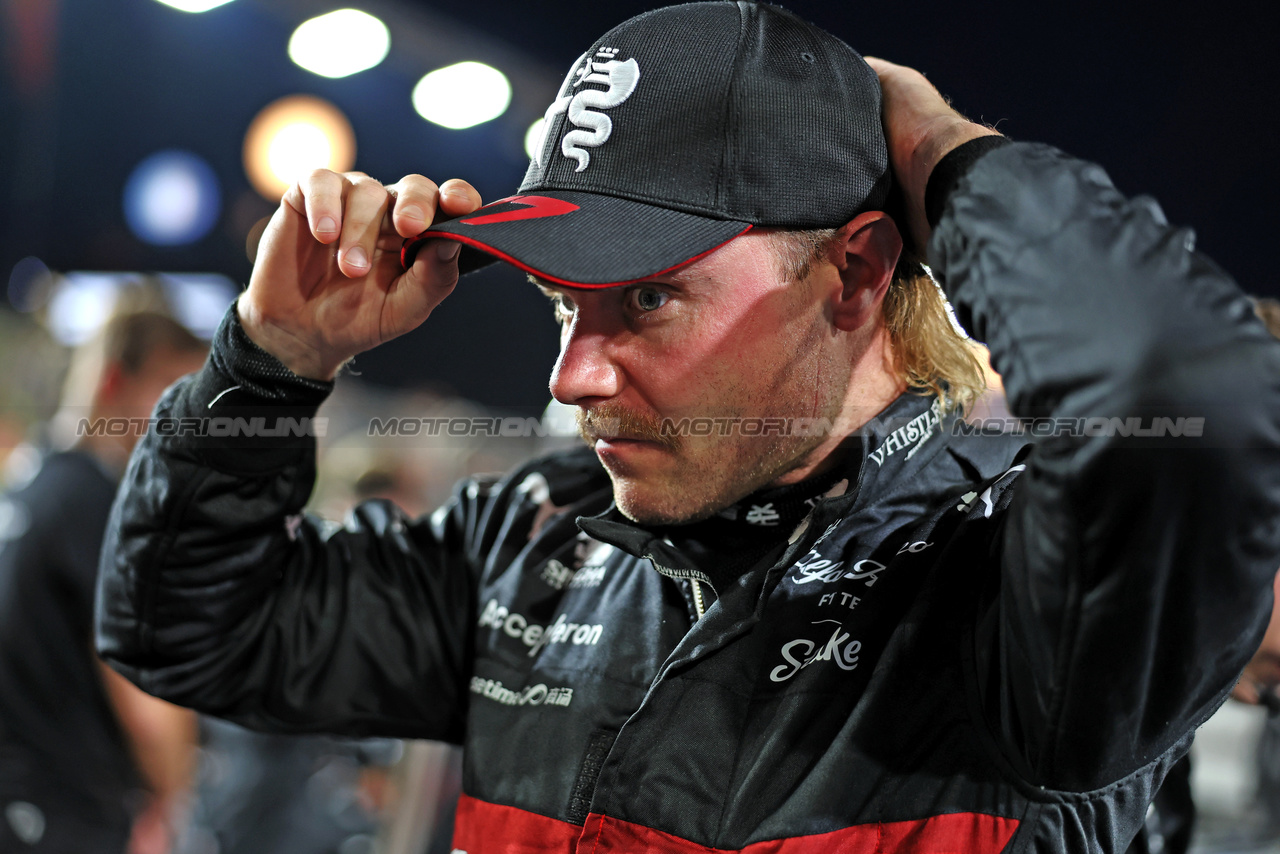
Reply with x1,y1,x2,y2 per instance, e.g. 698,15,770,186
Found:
770,228,987,414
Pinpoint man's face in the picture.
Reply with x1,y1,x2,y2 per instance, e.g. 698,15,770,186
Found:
544,232,850,525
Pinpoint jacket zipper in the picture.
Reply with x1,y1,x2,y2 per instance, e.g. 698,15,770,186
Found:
690,578,706,620
647,557,711,622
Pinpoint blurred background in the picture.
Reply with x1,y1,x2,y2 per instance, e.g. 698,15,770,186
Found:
1,1,1278,852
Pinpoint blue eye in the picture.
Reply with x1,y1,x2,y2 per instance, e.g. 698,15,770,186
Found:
631,287,668,312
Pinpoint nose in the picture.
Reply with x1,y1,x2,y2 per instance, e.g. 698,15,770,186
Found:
549,313,622,406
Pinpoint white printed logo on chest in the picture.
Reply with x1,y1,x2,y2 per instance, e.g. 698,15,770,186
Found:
770,619,862,682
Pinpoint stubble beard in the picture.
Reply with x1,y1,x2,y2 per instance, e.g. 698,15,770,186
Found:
576,402,829,526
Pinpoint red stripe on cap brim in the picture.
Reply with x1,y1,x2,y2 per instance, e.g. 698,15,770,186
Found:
401,225,753,289
457,194,581,224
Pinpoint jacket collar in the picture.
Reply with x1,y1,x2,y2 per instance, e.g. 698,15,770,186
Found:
577,391,952,571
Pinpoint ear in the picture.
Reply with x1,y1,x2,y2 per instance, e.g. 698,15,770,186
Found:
828,211,903,332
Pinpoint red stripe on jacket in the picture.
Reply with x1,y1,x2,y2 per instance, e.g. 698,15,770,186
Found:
452,793,1019,853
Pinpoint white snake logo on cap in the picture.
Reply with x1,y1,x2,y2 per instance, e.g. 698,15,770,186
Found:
536,47,640,172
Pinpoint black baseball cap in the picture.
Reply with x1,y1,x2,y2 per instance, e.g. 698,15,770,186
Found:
402,1,889,289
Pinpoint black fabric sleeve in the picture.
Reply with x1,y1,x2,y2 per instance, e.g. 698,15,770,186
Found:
929,142,1280,790
924,135,1013,229
94,304,480,740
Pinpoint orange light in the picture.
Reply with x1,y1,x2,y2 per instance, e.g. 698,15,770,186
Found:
242,95,356,201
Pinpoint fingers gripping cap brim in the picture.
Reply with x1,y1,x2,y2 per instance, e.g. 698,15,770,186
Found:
401,191,751,289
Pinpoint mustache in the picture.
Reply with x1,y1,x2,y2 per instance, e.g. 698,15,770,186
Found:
576,403,679,450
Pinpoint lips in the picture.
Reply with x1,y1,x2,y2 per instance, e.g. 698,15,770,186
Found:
576,404,677,451
584,431,658,444
592,435,672,477
590,434,666,459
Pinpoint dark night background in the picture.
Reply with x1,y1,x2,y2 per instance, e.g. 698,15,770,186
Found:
1,1,1274,415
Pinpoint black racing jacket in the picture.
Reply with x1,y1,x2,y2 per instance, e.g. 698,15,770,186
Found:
96,142,1280,853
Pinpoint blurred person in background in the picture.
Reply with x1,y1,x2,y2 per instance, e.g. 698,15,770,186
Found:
0,309,68,485
0,309,205,852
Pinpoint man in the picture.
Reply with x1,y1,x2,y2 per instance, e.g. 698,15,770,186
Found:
2,310,204,852
96,3,1280,852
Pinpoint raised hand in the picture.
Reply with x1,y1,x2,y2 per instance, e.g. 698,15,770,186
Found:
863,57,1000,251
238,170,482,380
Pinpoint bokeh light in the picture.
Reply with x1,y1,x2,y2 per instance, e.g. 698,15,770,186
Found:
45,273,120,346
45,272,238,346
243,95,356,201
524,118,547,160
123,150,222,246
288,9,390,79
152,0,236,12
412,61,512,130
7,257,54,313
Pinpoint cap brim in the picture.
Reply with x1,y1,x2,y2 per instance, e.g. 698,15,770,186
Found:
401,191,751,289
